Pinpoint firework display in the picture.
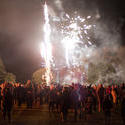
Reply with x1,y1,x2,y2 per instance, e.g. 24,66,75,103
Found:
41,2,96,85
41,2,53,85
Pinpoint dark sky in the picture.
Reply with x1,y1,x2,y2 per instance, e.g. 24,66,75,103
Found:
0,0,125,81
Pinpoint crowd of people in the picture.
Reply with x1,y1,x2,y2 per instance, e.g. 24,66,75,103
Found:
0,80,125,125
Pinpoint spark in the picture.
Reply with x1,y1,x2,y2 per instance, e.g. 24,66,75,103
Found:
41,2,53,85
87,16,91,19
59,14,95,67
66,14,70,19
40,2,96,84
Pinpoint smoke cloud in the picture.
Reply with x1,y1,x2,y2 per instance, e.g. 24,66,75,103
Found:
48,0,125,84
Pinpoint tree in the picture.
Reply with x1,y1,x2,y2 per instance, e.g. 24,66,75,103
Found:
87,61,116,84
32,68,46,84
4,72,16,83
0,57,6,82
87,62,99,84
0,57,16,83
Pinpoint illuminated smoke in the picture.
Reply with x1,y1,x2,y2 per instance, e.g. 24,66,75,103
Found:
41,2,53,85
54,0,63,11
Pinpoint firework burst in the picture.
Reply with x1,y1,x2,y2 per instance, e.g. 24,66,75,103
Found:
59,14,95,67
41,2,53,85
40,2,96,84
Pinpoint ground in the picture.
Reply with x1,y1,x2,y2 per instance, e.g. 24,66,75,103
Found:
0,103,123,125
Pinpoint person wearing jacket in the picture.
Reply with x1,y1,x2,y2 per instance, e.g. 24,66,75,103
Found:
2,87,13,123
103,94,113,125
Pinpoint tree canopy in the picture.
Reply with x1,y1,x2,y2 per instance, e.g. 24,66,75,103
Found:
32,68,46,84
0,57,16,83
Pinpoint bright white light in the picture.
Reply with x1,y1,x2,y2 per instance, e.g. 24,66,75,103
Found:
87,16,91,19
69,23,77,30
60,14,95,67
41,3,53,85
40,3,96,84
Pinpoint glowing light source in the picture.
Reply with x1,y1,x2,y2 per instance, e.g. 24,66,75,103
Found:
40,2,96,84
60,14,95,67
41,2,53,85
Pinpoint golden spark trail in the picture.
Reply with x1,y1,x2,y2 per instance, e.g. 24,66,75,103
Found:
41,2,53,85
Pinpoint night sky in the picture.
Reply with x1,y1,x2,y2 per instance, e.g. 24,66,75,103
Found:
0,0,125,81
